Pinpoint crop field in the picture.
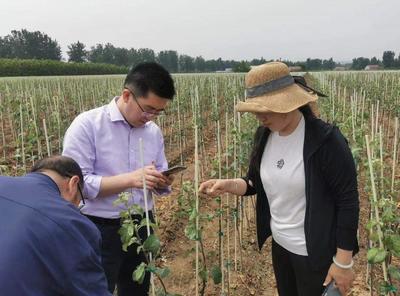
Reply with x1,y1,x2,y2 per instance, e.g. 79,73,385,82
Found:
0,71,399,295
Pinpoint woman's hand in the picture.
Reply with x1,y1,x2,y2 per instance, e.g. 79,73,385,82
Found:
199,179,230,197
323,263,355,295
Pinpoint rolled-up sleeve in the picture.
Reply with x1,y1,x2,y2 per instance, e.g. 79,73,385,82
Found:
241,175,257,196
62,114,102,199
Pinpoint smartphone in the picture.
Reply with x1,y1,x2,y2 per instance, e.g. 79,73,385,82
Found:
322,281,341,296
162,165,187,176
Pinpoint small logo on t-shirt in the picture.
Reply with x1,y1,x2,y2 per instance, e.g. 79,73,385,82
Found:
277,159,285,169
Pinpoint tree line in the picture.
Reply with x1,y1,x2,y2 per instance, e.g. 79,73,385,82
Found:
1,29,400,73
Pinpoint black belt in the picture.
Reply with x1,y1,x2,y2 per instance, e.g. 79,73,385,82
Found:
85,212,153,226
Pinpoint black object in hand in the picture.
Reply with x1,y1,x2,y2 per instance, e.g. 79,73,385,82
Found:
162,165,187,176
322,281,341,296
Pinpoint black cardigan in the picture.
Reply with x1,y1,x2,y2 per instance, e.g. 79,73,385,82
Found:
242,117,359,271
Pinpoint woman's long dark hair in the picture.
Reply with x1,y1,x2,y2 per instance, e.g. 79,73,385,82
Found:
247,104,316,177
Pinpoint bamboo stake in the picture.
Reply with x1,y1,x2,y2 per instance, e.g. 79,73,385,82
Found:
386,113,391,151
237,112,243,270
351,96,356,142
139,138,156,296
365,135,388,283
195,125,199,296
225,112,231,296
233,106,238,272
43,118,51,157
0,105,6,161
375,101,379,137
29,96,42,158
177,92,183,165
19,104,26,173
361,93,366,128
391,118,398,194
379,127,384,199
217,120,225,295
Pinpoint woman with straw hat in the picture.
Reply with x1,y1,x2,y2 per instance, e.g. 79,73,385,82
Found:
199,62,359,296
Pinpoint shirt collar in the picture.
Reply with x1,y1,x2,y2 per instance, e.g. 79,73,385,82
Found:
108,97,126,122
26,172,61,195
108,96,151,128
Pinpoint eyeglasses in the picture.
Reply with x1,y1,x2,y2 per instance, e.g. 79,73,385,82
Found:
65,174,85,209
124,88,166,119
77,183,85,210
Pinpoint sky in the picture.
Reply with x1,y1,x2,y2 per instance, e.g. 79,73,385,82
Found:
0,0,399,62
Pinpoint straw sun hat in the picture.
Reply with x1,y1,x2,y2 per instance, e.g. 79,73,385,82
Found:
235,62,326,113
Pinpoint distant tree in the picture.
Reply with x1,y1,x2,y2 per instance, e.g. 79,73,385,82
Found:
370,56,380,65
178,55,195,72
87,44,104,63
157,50,178,72
136,48,156,63
194,56,206,72
250,57,267,66
233,61,251,72
101,43,116,64
0,37,11,57
127,48,139,67
283,60,295,66
351,57,370,70
67,41,87,62
322,58,336,70
305,58,322,70
396,53,400,69
114,47,130,66
215,58,225,71
382,51,396,68
0,29,61,60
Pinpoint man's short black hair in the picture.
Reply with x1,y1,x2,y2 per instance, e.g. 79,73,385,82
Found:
124,62,175,100
31,156,84,187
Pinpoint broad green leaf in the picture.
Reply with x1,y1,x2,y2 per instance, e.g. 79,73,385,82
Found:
388,265,400,280
189,208,198,220
132,204,145,217
368,248,387,264
365,220,377,231
184,224,199,241
388,235,400,256
379,282,397,294
369,232,379,243
159,267,171,278
211,265,222,285
199,268,208,282
149,266,170,279
367,248,379,263
143,234,161,254
132,262,146,284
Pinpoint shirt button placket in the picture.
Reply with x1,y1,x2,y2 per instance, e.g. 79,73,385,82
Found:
128,128,136,203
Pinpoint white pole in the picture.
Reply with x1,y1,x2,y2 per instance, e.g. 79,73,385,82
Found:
195,125,199,296
391,118,398,194
139,138,156,296
43,118,51,156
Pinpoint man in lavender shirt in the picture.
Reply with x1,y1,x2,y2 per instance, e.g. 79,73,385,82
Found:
62,62,175,296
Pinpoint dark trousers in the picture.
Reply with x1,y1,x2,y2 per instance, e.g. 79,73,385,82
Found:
272,240,330,296
86,212,154,296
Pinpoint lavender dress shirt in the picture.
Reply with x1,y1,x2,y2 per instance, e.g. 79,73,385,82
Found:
62,97,170,218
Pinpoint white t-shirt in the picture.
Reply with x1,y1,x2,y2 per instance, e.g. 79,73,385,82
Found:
260,115,308,256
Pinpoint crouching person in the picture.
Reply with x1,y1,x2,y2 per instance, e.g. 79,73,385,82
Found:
0,156,111,296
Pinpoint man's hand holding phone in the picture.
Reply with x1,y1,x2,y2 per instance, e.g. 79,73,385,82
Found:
161,165,187,176
153,166,186,191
